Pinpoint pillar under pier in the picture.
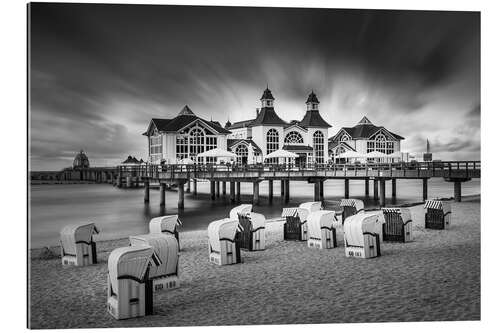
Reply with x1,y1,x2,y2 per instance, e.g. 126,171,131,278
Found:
365,178,369,196
193,179,197,195
253,181,260,205
186,179,191,193
281,180,285,197
392,178,397,199
454,181,462,202
230,181,235,203
268,180,273,204
380,179,386,207
236,182,241,202
314,182,320,201
178,181,185,209
285,180,290,203
373,179,379,201
222,181,226,196
344,179,350,199
160,183,166,206
144,180,150,203
210,181,215,200
319,181,324,201
423,178,428,202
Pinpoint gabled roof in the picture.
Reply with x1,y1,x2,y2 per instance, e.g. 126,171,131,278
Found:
250,107,288,127
227,139,262,153
283,144,313,151
328,141,356,152
329,117,404,142
227,119,254,130
178,105,195,116
285,121,307,131
299,110,331,128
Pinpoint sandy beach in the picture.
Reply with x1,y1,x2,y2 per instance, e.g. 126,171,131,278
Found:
28,196,480,328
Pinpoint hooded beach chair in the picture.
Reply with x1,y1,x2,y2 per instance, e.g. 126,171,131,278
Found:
107,245,161,320
298,201,323,239
381,207,413,242
149,215,182,249
281,207,309,241
424,199,452,229
229,204,253,220
306,210,338,249
208,218,243,265
236,212,266,251
339,199,365,224
60,223,99,266
129,233,180,292
343,213,382,259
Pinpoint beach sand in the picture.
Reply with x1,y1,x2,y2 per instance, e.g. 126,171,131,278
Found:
29,197,480,328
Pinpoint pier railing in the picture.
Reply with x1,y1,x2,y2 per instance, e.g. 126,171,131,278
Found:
117,160,480,181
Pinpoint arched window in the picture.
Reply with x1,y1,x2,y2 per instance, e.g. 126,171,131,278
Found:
367,132,394,156
266,129,280,164
284,131,304,144
175,124,218,163
313,131,324,164
189,127,205,158
341,134,350,142
235,144,248,165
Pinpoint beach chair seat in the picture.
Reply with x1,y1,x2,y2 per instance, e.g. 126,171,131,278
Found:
60,223,99,266
236,212,266,251
344,213,382,259
149,215,182,249
306,210,338,249
129,234,180,292
208,218,243,265
381,207,413,242
424,200,452,230
229,204,252,220
282,207,309,241
107,246,161,320
340,199,365,224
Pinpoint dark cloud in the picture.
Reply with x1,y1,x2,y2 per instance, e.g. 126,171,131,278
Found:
28,4,480,169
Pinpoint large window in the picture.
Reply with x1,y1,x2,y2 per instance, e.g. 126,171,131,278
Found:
266,129,280,164
367,133,395,154
284,131,304,144
175,125,218,162
149,135,162,163
313,131,325,164
235,144,248,165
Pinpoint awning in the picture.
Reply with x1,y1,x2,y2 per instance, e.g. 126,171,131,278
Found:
198,148,237,158
264,149,299,159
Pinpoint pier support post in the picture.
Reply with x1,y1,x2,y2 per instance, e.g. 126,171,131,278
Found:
344,179,349,199
268,180,273,204
253,181,260,205
374,179,379,201
314,182,320,201
454,181,462,202
285,180,290,203
144,180,150,203
160,183,166,206
380,179,386,207
236,182,241,202
178,181,185,209
320,181,324,201
222,181,226,196
392,178,397,199
216,181,220,198
365,178,369,196
126,176,132,188
281,180,285,197
186,179,191,193
230,181,235,203
210,181,215,200
116,171,122,187
423,178,428,202
193,179,197,195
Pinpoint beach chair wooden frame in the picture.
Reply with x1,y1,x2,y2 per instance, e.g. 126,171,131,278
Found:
424,200,451,230
306,211,338,250
149,215,182,249
344,214,381,259
382,208,413,242
60,223,99,266
208,219,243,265
236,213,266,251
340,199,365,224
282,208,308,241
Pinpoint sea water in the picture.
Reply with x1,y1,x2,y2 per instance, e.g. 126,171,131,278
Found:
29,178,480,248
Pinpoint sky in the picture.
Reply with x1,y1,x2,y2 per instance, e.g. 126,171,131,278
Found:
29,3,480,170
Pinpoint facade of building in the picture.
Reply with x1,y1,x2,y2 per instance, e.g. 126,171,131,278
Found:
144,87,332,165
328,116,404,163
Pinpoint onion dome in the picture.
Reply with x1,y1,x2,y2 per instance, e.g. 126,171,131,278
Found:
73,150,90,169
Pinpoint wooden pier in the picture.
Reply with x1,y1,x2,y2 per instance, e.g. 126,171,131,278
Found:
31,161,480,208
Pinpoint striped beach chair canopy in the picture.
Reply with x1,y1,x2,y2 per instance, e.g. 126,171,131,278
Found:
229,204,253,220
344,213,380,247
281,207,308,222
299,201,322,213
108,245,161,293
60,223,99,255
207,218,244,253
424,200,451,215
340,199,365,213
129,234,178,279
149,215,182,234
307,210,336,240
381,207,412,224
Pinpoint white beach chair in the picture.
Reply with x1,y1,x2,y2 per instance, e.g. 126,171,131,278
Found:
424,200,452,229
343,213,382,259
149,215,182,248
282,207,309,241
106,245,161,320
229,204,253,220
208,218,243,265
381,207,413,242
339,199,365,224
129,233,180,292
60,223,99,266
306,210,338,249
236,212,266,251
298,201,323,239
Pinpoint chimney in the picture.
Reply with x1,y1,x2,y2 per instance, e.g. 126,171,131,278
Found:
256,108,259,118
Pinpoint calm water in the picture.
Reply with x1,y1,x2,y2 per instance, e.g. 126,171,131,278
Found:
29,178,480,248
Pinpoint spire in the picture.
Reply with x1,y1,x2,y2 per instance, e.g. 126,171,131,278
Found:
260,86,275,107
306,90,320,109
178,105,195,116
426,139,430,153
